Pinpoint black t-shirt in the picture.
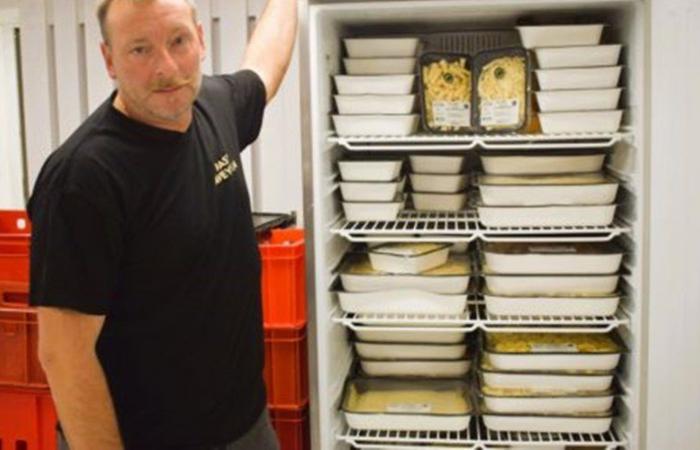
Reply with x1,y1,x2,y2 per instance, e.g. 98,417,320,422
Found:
27,70,268,449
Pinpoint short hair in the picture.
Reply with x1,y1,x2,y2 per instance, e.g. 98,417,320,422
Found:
97,0,198,44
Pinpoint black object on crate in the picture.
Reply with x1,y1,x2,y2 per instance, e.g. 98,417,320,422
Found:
253,212,297,235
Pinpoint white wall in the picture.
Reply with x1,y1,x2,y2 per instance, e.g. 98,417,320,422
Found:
16,0,303,220
647,0,700,448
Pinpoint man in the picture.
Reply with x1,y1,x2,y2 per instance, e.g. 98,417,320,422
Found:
26,0,297,448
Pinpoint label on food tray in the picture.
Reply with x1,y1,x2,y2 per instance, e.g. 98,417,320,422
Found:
432,101,471,127
386,403,432,414
531,343,579,353
528,245,578,254
480,99,520,127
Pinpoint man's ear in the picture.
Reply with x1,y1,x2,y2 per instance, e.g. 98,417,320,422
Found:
100,42,117,80
196,22,206,61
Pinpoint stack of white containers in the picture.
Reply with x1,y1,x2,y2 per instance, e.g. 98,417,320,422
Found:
338,242,474,431
339,160,406,222
517,24,624,133
409,155,469,212
476,150,620,227
333,38,421,136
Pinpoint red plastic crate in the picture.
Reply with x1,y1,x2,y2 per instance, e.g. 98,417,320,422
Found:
0,211,31,243
264,323,308,409
269,405,310,450
259,229,306,327
0,308,48,388
0,386,57,450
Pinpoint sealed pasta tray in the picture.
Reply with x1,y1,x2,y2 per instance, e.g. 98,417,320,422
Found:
473,47,531,132
419,52,474,133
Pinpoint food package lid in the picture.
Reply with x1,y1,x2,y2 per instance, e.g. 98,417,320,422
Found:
478,149,608,157
477,173,616,186
481,287,623,300
482,241,623,256
479,356,616,375
342,377,472,415
479,376,615,398
484,332,624,355
480,404,614,418
342,253,471,276
370,242,451,258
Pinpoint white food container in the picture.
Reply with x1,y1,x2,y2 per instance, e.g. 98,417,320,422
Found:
334,75,415,95
478,173,619,206
535,66,622,90
412,192,468,212
340,177,406,202
333,114,419,137
343,197,405,222
410,173,467,193
483,273,619,296
485,292,620,317
343,378,472,431
482,242,624,274
354,327,467,344
517,24,605,49
355,341,467,360
339,290,468,315
335,95,416,115
485,350,622,372
534,44,622,68
409,155,465,174
480,152,606,175
340,255,471,294
535,88,622,112
539,110,624,134
481,389,614,414
339,160,403,182
480,366,615,392
344,57,416,75
482,412,613,433
478,204,617,227
344,38,420,58
368,243,451,274
361,359,471,377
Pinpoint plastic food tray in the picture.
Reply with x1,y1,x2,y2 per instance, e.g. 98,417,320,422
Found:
477,204,617,227
342,377,472,431
517,24,604,49
481,242,624,274
534,44,622,68
354,327,467,344
410,173,467,193
535,88,622,112
482,273,619,296
409,155,465,174
539,110,623,134
340,255,471,294
339,160,403,182
339,289,468,315
485,291,620,317
344,57,416,75
340,177,406,202
335,95,416,115
535,66,622,90
343,196,405,222
412,192,468,212
478,173,619,206
482,411,613,433
355,341,467,360
479,150,607,175
361,359,471,378
333,114,420,136
344,38,420,58
481,388,614,414
368,243,451,274
480,365,615,393
334,75,415,95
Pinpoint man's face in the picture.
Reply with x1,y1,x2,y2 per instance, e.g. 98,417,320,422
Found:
101,0,205,129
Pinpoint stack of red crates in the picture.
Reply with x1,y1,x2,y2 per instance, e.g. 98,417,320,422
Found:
0,211,58,450
258,228,310,450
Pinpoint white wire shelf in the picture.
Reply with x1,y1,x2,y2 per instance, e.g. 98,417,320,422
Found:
329,131,628,152
332,210,630,243
338,418,626,449
334,302,629,333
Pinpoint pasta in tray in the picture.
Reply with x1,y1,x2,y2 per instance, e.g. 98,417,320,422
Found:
475,48,529,132
420,53,473,133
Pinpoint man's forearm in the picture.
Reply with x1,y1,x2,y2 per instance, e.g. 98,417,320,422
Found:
242,0,298,102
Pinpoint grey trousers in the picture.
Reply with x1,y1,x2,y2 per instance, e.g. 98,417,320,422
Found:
57,409,281,450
